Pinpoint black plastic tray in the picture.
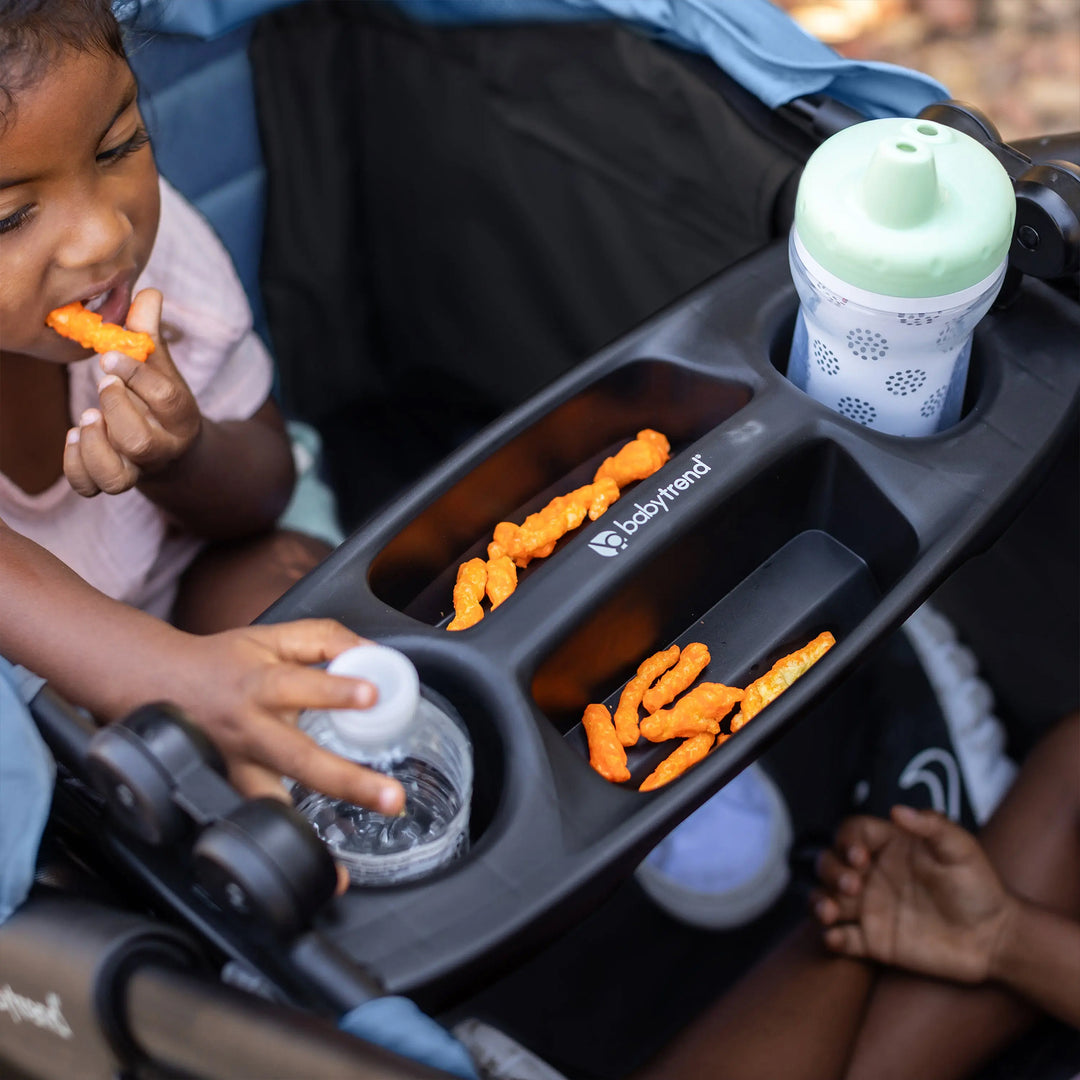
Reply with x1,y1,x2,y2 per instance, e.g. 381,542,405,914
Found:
254,240,1080,1007
42,241,1074,1015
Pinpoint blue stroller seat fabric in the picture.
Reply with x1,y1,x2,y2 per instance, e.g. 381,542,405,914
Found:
0,660,52,926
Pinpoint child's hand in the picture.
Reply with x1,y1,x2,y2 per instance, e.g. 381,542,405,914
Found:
64,289,202,497
812,807,1016,985
171,619,406,816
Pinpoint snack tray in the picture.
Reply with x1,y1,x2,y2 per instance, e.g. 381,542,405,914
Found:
94,242,1080,1010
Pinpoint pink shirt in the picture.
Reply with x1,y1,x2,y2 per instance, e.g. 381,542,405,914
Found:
0,178,274,619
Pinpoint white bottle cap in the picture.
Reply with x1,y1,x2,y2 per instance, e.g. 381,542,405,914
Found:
324,645,420,753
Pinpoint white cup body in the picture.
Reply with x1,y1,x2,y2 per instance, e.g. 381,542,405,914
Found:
787,230,1006,436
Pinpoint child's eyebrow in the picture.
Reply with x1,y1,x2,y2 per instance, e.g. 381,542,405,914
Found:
0,83,140,191
97,83,139,146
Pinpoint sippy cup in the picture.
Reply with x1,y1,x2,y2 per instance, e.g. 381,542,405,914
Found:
787,117,1016,436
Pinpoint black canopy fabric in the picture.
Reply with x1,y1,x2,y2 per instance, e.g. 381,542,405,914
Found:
250,0,815,526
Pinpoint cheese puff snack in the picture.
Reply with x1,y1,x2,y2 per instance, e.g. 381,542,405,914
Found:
582,703,631,783
640,681,743,742
639,733,715,792
485,555,517,609
730,631,835,732
593,428,670,489
489,480,621,568
448,558,487,630
641,642,711,714
613,644,680,747
46,302,155,362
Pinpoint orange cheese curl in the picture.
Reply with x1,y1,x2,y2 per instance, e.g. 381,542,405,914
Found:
612,644,680,747
730,631,836,732
640,681,744,742
447,558,487,631
593,428,670,489
641,641,711,714
582,703,631,783
639,732,715,792
46,302,155,362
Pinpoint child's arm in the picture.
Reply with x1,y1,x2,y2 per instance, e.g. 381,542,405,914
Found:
814,807,1080,1028
63,289,296,540
0,518,404,812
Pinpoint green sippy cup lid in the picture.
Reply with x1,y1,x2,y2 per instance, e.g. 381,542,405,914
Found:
794,117,1016,298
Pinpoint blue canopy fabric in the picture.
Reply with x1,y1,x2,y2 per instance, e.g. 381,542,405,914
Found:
123,0,947,120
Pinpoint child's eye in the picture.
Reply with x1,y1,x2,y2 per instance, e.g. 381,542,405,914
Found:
0,204,34,235
96,125,151,166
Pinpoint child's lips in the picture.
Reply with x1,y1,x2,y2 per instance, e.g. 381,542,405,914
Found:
78,279,133,328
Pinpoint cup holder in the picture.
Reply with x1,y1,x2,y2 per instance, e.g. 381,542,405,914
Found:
767,296,993,432
412,658,505,853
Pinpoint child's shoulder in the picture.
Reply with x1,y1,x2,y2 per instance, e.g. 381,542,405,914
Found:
139,178,253,344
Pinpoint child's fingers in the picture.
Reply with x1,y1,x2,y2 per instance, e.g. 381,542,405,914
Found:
63,428,101,496
834,814,895,861
250,620,370,667
811,887,862,926
228,761,293,803
124,288,163,344
99,349,141,383
816,848,865,896
96,374,158,456
71,409,139,495
245,715,406,815
252,663,378,715
890,805,971,864
822,923,869,958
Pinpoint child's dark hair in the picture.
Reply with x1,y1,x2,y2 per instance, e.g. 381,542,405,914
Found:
0,0,125,126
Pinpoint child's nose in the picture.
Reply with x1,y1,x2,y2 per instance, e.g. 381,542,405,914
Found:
57,198,134,272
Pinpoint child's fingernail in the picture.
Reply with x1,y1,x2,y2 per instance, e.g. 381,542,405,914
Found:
80,408,101,426
377,787,402,815
66,428,80,445
98,374,122,390
352,681,376,707
100,351,122,373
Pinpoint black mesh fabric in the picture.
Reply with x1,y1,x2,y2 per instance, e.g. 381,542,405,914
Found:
250,0,814,527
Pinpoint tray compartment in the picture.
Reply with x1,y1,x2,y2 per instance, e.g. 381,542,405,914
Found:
369,359,751,618
531,440,915,738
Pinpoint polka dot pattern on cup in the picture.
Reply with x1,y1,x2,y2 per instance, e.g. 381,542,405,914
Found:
921,386,948,418
812,339,840,375
837,396,878,426
885,369,928,397
847,328,889,360
897,311,941,326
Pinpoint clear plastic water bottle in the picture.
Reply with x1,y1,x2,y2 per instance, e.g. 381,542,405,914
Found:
291,645,472,886
787,117,1016,436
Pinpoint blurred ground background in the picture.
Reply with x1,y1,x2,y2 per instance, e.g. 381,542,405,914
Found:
777,0,1080,141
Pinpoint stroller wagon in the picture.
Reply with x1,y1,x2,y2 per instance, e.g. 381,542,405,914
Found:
3,1,1079,1077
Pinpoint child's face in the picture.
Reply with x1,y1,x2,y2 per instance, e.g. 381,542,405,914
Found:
0,45,159,364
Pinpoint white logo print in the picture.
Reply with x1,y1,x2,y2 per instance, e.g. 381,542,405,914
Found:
588,530,627,557
588,454,712,558
899,747,962,821
0,985,73,1039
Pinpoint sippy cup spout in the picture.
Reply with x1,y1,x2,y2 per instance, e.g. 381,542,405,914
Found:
861,136,940,229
